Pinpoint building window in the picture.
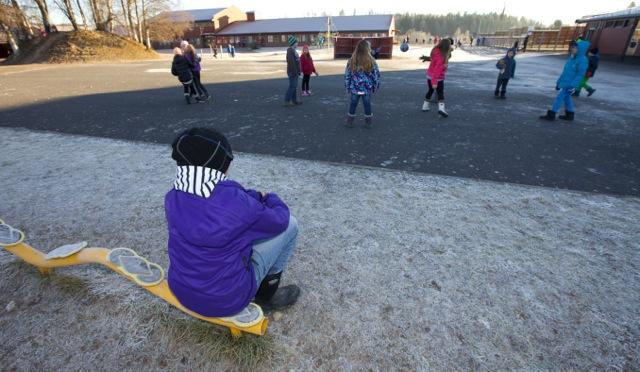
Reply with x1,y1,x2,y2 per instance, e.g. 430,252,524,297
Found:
624,19,630,28
248,35,253,42
268,35,274,43
614,20,624,28
281,34,287,42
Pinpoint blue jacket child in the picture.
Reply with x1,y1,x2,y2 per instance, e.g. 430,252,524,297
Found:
495,48,516,98
540,39,589,121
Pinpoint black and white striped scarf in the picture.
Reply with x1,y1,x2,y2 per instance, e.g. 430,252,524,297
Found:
174,165,227,198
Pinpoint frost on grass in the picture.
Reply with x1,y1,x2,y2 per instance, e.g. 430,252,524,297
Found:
0,127,639,370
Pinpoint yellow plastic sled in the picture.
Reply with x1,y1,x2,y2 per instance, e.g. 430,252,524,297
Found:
0,219,268,338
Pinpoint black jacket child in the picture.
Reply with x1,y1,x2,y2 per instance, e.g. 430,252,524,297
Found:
171,54,194,83
496,49,516,80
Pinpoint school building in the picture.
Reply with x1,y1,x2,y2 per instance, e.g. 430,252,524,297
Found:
576,6,640,61
214,14,395,47
156,6,395,48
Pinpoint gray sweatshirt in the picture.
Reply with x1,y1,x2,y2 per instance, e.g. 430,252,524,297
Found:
286,47,300,76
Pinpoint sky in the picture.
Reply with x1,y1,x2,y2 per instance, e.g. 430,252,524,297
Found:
177,0,635,25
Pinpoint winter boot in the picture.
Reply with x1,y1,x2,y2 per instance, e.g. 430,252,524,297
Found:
500,91,506,99
364,115,373,128
184,94,191,105
558,111,574,121
572,90,581,97
587,88,596,97
438,102,449,118
422,100,430,111
302,91,309,97
307,90,313,95
539,110,556,121
345,114,355,128
254,272,301,312
494,90,500,98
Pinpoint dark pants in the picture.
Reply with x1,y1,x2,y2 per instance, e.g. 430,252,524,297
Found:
495,78,509,96
182,80,197,96
426,79,444,101
301,74,311,91
285,74,299,103
193,71,209,97
348,93,372,116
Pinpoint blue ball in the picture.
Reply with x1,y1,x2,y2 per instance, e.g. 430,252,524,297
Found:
400,43,409,52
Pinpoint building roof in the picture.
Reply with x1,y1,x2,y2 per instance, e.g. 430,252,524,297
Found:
216,15,393,35
162,8,226,23
576,6,640,23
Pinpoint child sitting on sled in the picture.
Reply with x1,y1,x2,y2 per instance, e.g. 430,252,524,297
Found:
165,128,300,317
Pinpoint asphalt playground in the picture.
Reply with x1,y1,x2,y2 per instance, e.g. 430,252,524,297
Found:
1,47,639,196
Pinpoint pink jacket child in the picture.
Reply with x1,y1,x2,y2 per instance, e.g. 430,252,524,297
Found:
426,47,447,84
422,40,451,118
300,44,318,96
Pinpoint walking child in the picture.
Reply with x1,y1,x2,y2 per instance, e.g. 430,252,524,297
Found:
171,47,202,105
284,35,302,106
166,127,301,318
495,48,516,99
421,38,451,117
574,47,599,97
344,39,381,128
184,44,210,101
540,39,590,122
300,44,319,96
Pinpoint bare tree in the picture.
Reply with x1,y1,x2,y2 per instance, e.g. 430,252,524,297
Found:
54,0,79,30
126,0,138,40
88,0,113,31
132,0,142,42
75,0,88,29
11,0,34,37
32,0,51,33
0,2,21,53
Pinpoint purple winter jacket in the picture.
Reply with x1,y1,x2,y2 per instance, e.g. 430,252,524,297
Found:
184,53,202,72
165,179,290,317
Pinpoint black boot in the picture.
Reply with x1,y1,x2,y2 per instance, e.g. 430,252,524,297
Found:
254,272,300,311
558,111,574,121
539,110,556,121
185,94,191,104
587,88,596,97
500,91,506,99
572,90,581,97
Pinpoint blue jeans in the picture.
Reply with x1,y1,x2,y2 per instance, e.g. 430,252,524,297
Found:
552,88,574,113
284,75,299,103
348,93,372,116
251,216,298,285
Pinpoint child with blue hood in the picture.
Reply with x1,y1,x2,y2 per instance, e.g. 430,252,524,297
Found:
540,39,590,122
165,128,301,318
495,48,516,99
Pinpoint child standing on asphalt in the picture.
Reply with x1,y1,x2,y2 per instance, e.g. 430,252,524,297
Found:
344,39,381,128
171,47,203,105
284,35,302,106
539,39,590,122
495,48,516,99
421,38,451,117
300,44,319,96
184,45,210,101
165,127,301,318
574,47,599,97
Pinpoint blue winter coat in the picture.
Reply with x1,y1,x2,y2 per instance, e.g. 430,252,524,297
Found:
556,40,590,89
496,49,516,80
